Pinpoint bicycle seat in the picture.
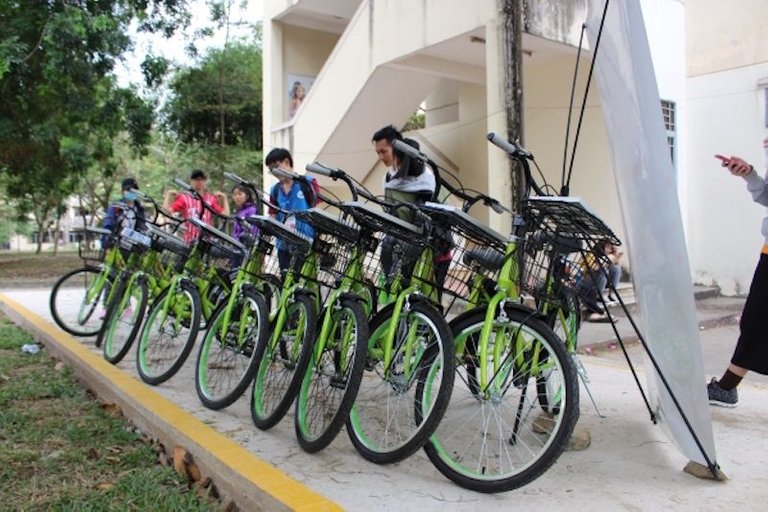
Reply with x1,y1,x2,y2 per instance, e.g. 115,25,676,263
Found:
463,247,505,272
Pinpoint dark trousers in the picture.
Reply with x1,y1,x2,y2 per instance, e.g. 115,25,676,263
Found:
732,253,768,374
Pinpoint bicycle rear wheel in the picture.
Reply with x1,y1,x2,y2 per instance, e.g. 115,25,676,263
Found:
250,293,316,430
100,276,149,365
295,297,368,452
195,287,269,410
49,266,113,337
346,300,454,464
421,305,579,493
136,281,201,385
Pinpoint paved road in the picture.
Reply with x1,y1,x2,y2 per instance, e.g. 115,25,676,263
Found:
3,287,767,511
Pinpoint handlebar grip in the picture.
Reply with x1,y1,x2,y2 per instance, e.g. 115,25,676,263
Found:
486,132,532,159
486,132,518,154
270,166,302,181
392,139,429,162
224,171,246,185
305,162,334,177
173,177,192,191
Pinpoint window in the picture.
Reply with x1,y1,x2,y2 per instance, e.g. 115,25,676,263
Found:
661,99,676,167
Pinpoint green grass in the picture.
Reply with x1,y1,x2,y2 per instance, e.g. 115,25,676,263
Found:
0,317,221,511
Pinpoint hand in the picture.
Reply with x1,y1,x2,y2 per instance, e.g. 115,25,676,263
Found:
722,156,753,177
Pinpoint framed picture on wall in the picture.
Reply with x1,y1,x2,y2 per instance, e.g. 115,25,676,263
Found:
287,74,315,119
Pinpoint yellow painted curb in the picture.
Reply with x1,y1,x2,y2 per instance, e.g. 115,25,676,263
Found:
0,293,342,512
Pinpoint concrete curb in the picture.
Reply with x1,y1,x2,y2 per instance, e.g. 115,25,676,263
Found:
0,293,341,512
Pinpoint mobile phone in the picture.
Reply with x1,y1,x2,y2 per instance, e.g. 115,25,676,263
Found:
714,154,731,164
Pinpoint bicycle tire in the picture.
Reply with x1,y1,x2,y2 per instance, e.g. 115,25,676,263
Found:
346,300,454,464
421,304,579,493
136,280,201,385
99,276,149,365
49,266,113,337
195,287,269,410
250,293,316,430
295,297,368,453
539,291,581,414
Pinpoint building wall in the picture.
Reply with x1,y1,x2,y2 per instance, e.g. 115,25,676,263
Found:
687,63,768,295
263,0,695,285
686,0,768,77
685,0,768,294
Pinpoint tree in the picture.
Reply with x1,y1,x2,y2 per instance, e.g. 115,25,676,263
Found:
165,41,262,150
0,1,190,252
164,37,263,191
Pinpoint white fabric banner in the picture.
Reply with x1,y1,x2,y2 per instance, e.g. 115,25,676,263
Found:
585,0,717,466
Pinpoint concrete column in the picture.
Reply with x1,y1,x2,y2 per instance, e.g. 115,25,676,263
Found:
485,6,515,234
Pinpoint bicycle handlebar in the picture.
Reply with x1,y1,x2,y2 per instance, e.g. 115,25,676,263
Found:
305,162,362,202
392,139,430,162
486,132,532,159
172,176,229,222
173,177,192,192
486,132,544,197
130,190,180,226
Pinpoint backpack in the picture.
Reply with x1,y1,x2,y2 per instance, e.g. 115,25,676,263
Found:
270,178,318,210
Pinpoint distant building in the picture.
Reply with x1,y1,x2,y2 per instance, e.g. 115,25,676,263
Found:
261,0,764,295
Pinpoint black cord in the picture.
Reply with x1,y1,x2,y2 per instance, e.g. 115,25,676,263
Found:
561,23,587,197
565,0,610,192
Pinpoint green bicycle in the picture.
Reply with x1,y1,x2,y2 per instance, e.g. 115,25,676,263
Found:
49,226,123,338
416,133,582,493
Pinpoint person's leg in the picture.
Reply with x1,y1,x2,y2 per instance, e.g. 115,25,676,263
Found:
719,363,747,389
709,253,768,406
607,264,621,298
592,269,608,298
578,273,604,316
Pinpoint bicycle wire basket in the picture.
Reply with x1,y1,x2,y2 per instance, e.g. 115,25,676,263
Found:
343,201,429,294
294,207,363,289
79,227,110,263
187,217,245,279
144,223,191,275
520,196,621,306
419,202,510,311
244,215,313,279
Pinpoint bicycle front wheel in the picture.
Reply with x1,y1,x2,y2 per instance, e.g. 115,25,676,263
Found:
195,287,269,410
295,297,368,453
136,281,201,385
250,293,316,430
346,300,454,464
99,276,149,365
421,305,579,493
49,266,112,337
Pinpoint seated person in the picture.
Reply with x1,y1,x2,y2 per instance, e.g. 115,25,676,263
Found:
577,239,623,322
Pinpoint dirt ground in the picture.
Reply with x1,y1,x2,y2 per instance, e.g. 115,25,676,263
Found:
0,252,83,287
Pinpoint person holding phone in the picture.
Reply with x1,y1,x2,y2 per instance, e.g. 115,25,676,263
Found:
707,154,768,407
